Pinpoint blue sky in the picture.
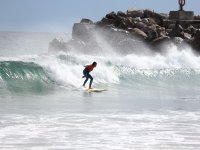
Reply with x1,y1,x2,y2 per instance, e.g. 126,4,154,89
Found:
0,0,199,32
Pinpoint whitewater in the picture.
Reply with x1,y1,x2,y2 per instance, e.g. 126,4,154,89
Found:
0,31,200,150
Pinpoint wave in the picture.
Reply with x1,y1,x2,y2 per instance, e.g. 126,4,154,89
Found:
1,46,200,94
0,61,54,94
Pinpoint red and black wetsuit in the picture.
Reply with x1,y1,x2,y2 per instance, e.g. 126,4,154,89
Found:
83,64,95,88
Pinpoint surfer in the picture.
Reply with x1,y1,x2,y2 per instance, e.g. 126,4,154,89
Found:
82,62,97,89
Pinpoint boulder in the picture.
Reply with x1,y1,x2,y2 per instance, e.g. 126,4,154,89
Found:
98,17,115,26
113,16,124,27
150,36,170,52
118,20,128,29
148,18,157,25
183,32,192,40
143,9,166,25
185,25,197,36
168,24,175,29
135,22,147,30
146,29,158,41
133,17,142,22
127,9,144,18
129,28,148,39
125,17,136,28
80,18,93,24
156,27,166,37
142,18,149,24
117,11,127,17
152,36,170,43
166,29,172,35
49,9,200,54
169,24,184,37
106,11,117,19
191,30,200,52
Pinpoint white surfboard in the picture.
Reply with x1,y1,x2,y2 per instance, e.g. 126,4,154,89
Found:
86,88,107,92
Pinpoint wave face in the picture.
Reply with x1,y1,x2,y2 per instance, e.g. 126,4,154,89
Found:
1,44,200,94
0,61,54,94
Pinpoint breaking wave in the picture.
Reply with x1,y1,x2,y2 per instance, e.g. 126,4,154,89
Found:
1,45,200,94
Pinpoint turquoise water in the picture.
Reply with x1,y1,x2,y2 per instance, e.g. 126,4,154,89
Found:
0,32,200,150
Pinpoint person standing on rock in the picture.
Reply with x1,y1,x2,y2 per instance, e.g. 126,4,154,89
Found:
82,62,97,89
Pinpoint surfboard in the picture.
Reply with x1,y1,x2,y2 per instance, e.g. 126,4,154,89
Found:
86,88,107,92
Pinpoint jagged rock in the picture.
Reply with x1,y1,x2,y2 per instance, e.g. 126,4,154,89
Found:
168,24,176,29
135,22,147,30
166,29,172,35
183,32,192,40
80,18,93,24
117,11,127,17
141,24,157,34
118,20,127,29
117,17,136,29
98,17,114,26
169,24,184,37
185,25,197,36
112,16,124,28
191,30,200,51
133,17,142,22
127,9,144,18
143,9,166,25
142,18,149,24
152,36,170,43
146,29,158,41
148,18,157,25
49,9,200,54
129,28,148,39
151,36,170,47
156,27,166,37
106,11,117,19
125,17,135,28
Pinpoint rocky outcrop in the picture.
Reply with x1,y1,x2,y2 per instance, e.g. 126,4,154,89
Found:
49,9,200,54
191,30,200,51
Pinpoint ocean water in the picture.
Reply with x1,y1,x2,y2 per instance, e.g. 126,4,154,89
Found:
0,31,200,150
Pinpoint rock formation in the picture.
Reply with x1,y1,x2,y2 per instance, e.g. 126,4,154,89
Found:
49,9,200,54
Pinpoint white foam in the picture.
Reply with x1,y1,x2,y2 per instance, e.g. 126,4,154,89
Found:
1,44,200,88
1,111,200,150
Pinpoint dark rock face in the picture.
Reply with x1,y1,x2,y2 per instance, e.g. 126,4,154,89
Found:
127,9,144,18
129,28,148,40
49,9,200,54
191,30,200,51
80,18,93,24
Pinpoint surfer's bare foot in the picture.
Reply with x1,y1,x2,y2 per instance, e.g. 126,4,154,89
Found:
89,87,92,89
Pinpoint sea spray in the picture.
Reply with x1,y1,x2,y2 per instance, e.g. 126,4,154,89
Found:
1,43,200,94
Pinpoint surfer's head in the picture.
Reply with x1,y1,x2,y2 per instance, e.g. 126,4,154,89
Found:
92,62,97,67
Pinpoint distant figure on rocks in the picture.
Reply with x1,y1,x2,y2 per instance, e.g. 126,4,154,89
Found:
82,62,97,89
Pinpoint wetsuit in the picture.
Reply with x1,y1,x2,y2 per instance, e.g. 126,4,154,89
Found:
83,65,95,88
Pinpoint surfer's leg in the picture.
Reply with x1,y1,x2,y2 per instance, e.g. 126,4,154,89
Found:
83,71,89,87
88,74,93,89
83,78,88,87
